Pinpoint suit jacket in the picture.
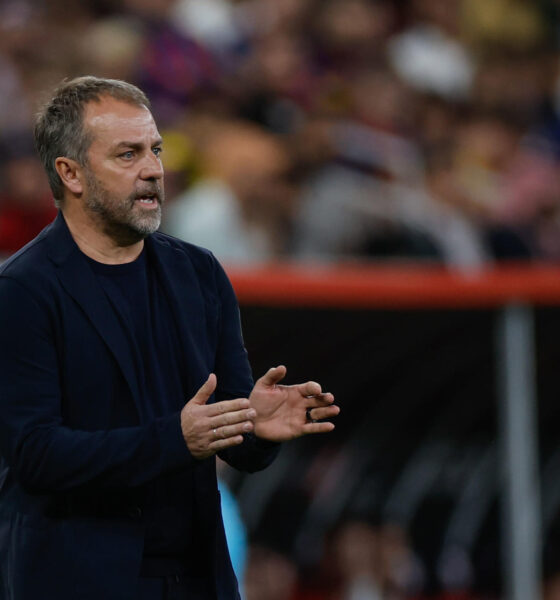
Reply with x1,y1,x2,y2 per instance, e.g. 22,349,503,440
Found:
0,213,279,600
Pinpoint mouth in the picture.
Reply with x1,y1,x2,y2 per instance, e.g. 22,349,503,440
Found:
135,192,159,207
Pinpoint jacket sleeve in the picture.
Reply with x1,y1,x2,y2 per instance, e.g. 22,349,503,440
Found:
209,259,280,472
0,276,194,494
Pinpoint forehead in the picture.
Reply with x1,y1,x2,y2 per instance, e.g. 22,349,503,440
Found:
83,96,159,146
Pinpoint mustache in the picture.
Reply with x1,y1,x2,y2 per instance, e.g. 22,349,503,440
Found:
132,183,164,203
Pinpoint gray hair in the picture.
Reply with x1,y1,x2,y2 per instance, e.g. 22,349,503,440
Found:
34,76,150,207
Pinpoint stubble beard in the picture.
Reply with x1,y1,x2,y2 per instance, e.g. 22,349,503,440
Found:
83,168,164,247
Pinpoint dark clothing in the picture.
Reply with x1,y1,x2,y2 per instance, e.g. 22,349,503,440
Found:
138,577,168,600
86,250,195,562
138,573,205,600
0,212,279,600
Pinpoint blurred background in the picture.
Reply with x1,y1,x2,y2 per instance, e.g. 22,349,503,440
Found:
2,0,560,598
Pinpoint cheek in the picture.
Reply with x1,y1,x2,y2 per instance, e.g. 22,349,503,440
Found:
106,175,137,200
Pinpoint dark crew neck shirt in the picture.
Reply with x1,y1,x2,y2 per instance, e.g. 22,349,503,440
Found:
86,249,194,574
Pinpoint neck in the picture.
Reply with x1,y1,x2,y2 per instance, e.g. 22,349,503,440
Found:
62,203,144,265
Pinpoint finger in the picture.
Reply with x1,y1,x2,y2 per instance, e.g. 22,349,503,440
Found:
214,421,254,440
306,405,340,422
206,398,251,417
211,408,256,428
305,392,335,407
258,365,287,387
209,435,245,452
297,380,322,397
301,421,336,435
191,373,217,406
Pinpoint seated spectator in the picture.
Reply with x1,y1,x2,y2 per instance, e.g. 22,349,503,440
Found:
0,133,56,261
244,544,299,600
79,17,144,82
112,0,222,126
388,0,475,100
461,0,549,51
163,120,295,264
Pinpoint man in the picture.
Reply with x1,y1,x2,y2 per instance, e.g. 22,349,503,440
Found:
0,77,339,600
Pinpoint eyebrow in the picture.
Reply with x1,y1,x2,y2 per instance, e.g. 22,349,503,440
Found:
113,138,163,150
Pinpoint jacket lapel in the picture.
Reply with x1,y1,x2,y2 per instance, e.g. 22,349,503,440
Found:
146,235,211,397
46,213,144,418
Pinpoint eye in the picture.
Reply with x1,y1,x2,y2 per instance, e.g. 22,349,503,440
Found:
120,150,134,160
152,146,163,157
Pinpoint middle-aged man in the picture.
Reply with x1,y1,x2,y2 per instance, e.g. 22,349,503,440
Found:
0,77,339,600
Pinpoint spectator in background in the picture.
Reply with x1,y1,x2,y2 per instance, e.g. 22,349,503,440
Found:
0,132,56,261
470,45,553,124
79,17,144,83
311,0,397,72
461,0,549,51
235,30,317,134
545,576,560,600
313,518,424,600
171,0,242,55
388,0,474,100
244,545,300,600
291,59,440,264
498,147,560,259
163,120,295,264
5,0,94,102
0,6,32,134
331,519,385,600
102,0,222,126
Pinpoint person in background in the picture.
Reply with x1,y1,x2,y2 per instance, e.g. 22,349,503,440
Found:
163,120,295,264
0,131,56,261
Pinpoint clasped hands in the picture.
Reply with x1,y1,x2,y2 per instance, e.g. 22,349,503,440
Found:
180,365,339,460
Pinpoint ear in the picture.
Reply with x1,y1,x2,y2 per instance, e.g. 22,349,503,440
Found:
55,157,84,196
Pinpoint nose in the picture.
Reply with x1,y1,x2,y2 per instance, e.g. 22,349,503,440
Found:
139,151,164,181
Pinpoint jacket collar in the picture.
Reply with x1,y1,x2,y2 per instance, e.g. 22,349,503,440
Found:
45,212,145,418
145,233,210,396
45,212,212,413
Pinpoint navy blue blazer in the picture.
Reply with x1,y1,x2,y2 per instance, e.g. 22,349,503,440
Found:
0,213,279,600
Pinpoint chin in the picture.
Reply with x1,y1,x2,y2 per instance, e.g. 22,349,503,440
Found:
102,216,161,247
129,213,161,237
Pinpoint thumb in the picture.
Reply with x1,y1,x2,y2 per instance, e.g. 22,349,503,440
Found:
258,365,287,387
191,373,217,405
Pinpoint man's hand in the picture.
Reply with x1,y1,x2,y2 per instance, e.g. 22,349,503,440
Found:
180,374,257,460
250,365,339,442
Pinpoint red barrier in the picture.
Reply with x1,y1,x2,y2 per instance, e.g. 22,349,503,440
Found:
226,263,560,308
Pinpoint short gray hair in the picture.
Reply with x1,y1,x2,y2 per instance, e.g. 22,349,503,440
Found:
34,76,150,207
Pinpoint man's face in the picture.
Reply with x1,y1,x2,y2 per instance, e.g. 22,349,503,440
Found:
81,96,165,245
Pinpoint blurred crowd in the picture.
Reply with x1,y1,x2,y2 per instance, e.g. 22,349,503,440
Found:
1,0,560,269
244,518,431,600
